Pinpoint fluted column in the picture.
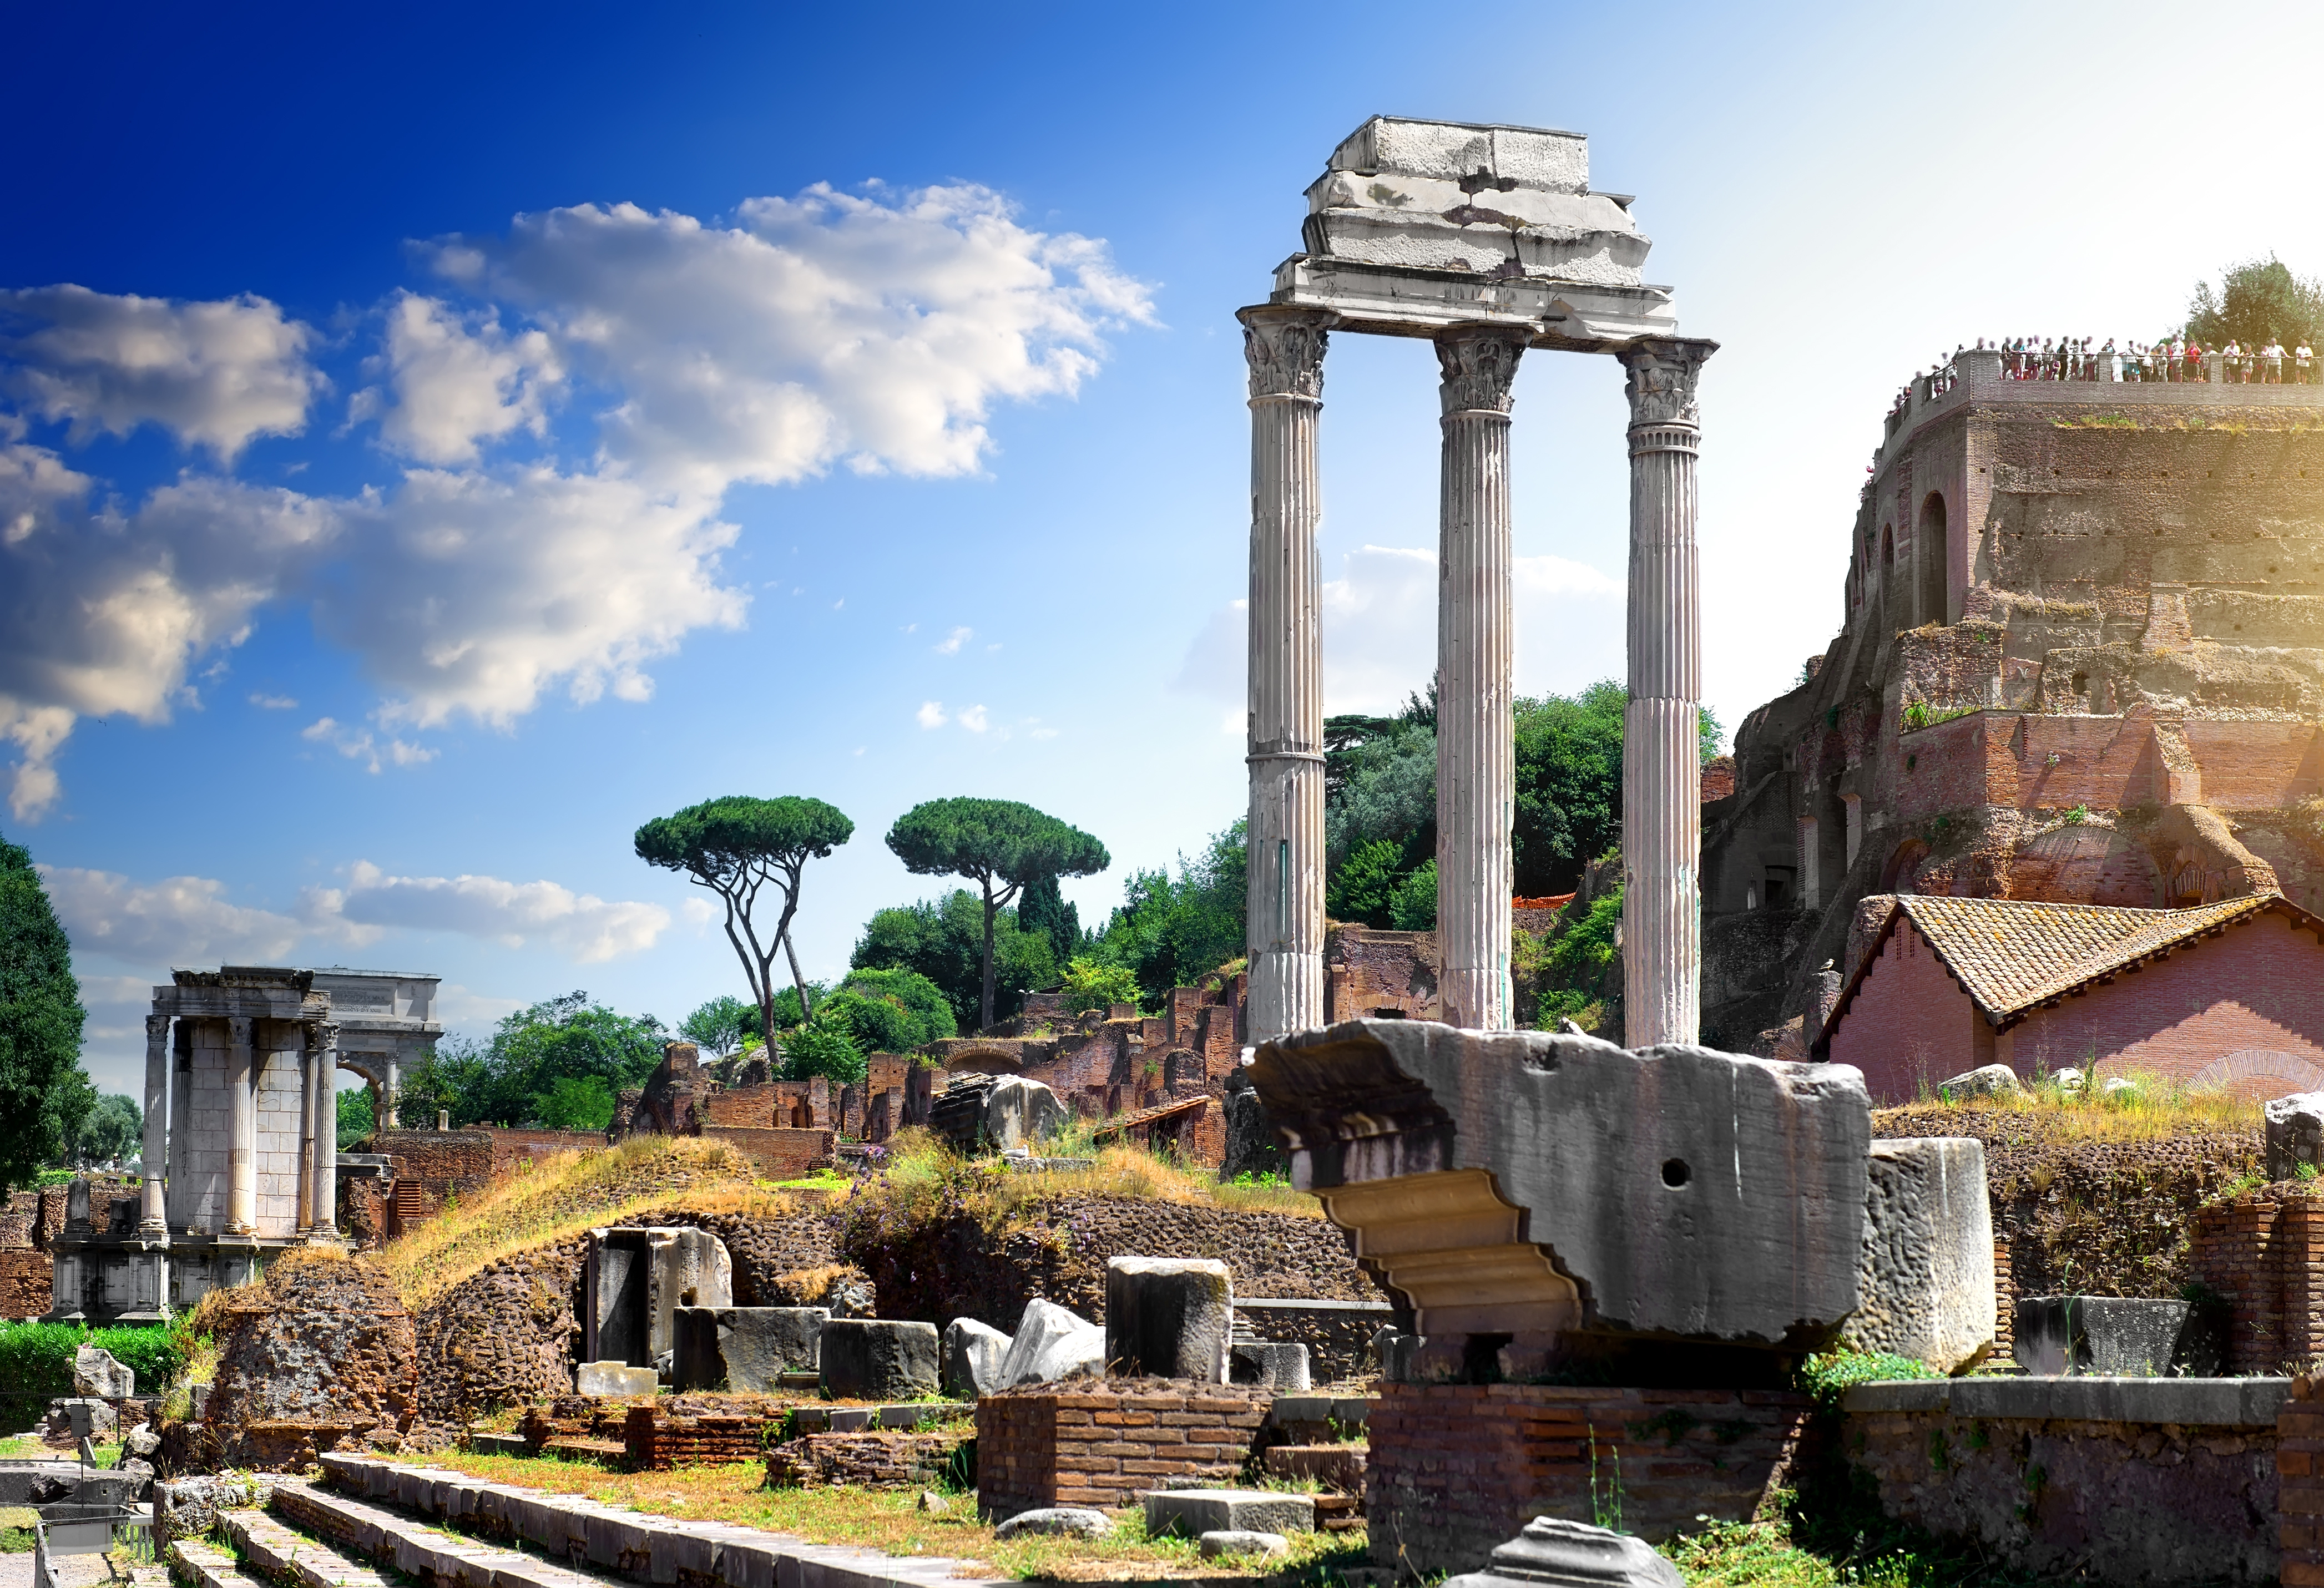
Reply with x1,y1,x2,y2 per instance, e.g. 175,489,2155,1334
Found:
224,1016,256,1236
1239,305,1333,1043
306,1023,339,1236
168,1031,190,1230
139,1015,169,1232
1435,327,1527,1031
1618,337,1717,1048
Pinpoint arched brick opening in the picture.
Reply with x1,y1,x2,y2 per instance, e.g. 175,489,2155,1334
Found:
1882,838,1931,893
943,1045,1024,1077
2191,1049,2324,1102
1918,492,1948,625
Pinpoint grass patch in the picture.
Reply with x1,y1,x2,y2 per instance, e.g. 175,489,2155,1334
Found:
377,1136,798,1306
1883,1069,2259,1144
415,1448,1361,1580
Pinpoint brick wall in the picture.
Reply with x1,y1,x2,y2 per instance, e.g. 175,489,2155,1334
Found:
370,1131,494,1186
2286,1377,2324,1586
0,1191,41,1251
1992,1239,2014,1363
483,1129,606,1176
1827,918,1986,1101
699,1127,834,1181
2194,1191,2324,1373
1367,1382,1811,1571
0,1250,50,1317
975,1380,1271,1520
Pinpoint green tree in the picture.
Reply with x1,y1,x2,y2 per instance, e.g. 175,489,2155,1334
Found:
1512,681,1626,897
680,995,752,1060
1058,956,1142,1016
1090,822,1247,1004
885,798,1109,1031
852,892,1056,1030
1327,838,1406,929
829,968,954,1050
2185,256,2324,351
0,831,93,1185
1016,874,1082,966
405,993,664,1127
535,1075,615,1132
782,1009,866,1085
75,1094,140,1165
634,795,855,1056
335,1086,375,1150
1390,860,1439,931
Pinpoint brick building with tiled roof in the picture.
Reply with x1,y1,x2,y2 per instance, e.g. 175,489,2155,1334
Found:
1817,892,2324,1102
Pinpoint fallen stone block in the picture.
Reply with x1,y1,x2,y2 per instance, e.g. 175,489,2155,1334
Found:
1844,1138,1995,1373
1200,1530,1289,1559
818,1319,938,1400
1444,1516,1682,1588
1230,1340,1310,1391
1251,1020,1870,1349
941,1317,1011,1397
996,1507,1112,1539
1145,1489,1314,1538
996,1299,1103,1387
576,1361,658,1398
673,1306,828,1392
2014,1296,2225,1377
2268,1090,2324,1181
1106,1257,1232,1382
1937,1064,2019,1101
73,1344,134,1399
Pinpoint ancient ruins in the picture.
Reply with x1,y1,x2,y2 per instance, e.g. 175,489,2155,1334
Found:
1240,116,1715,1045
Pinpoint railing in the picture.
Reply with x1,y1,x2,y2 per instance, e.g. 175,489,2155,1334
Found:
33,1509,154,1588
1892,342,2321,418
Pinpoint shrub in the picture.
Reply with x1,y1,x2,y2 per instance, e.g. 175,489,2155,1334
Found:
1057,958,1142,1017
0,1321,185,1406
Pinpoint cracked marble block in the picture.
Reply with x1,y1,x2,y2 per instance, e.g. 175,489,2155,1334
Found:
1250,1019,1872,1350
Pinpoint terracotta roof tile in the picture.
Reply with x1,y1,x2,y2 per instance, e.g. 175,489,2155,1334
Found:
1894,893,2280,1019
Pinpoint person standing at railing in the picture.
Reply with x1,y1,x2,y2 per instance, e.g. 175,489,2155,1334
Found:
2299,343,2315,384
2224,340,2242,383
2264,341,2285,383
2184,338,2204,381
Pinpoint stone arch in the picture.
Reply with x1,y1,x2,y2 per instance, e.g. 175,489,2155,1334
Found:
941,1045,1024,1077
1881,838,1931,893
2191,1049,2324,1101
1918,492,1949,625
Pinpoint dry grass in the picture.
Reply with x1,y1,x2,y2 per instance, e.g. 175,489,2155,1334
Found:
378,1136,797,1307
1886,1069,2261,1144
416,1449,1362,1581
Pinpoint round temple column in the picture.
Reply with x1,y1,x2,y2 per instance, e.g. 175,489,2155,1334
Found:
139,1014,169,1232
307,1023,340,1236
1616,338,1717,1048
1434,326,1527,1031
1239,306,1333,1044
225,1016,257,1235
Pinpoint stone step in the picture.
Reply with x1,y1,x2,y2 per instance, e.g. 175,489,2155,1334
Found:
271,1479,622,1588
217,1505,397,1588
312,1454,1000,1588
167,1539,276,1588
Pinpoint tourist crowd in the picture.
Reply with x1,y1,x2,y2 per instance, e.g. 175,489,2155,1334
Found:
1891,335,2317,417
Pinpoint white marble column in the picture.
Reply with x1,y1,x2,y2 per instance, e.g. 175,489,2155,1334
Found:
139,1014,169,1232
306,1023,339,1236
225,1016,256,1236
1617,338,1716,1048
383,1055,400,1130
1239,306,1332,1044
1435,326,1527,1031
296,1026,318,1232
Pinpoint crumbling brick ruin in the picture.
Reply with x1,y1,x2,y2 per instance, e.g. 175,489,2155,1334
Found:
1704,353,2324,1079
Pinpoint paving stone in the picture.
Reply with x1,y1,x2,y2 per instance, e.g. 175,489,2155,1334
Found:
577,1361,657,1397
994,1508,1112,1539
1144,1489,1314,1538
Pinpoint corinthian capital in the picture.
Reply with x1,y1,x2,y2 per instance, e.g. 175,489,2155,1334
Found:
306,1020,340,1054
1618,337,1717,428
1436,326,1527,415
1240,307,1332,399
145,1014,170,1043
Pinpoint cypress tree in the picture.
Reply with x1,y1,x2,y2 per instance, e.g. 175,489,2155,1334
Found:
0,831,94,1187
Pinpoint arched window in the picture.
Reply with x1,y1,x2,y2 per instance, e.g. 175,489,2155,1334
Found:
1880,525,1894,567
1918,492,1949,625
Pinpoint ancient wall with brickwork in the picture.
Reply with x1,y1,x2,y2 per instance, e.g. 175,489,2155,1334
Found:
976,1380,1271,1520
2194,1190,2324,1374
1367,1382,1812,1570
698,1127,834,1180
1828,919,1989,1101
0,1251,50,1317
482,1129,608,1176
204,1251,417,1468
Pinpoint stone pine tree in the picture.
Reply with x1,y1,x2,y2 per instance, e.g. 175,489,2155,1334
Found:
0,830,95,1189
634,796,854,1058
885,798,1109,1032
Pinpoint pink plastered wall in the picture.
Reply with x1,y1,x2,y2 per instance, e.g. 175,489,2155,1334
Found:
1827,918,1989,1103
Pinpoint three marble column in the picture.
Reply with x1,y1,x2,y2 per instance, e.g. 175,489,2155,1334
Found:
1240,313,1715,1043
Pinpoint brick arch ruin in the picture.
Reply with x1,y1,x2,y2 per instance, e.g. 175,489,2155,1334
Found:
2192,1048,2324,1101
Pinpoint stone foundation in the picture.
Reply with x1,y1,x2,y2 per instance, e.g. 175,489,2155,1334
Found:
0,1250,53,1318
974,1380,1271,1520
1365,1382,1812,1571
2194,1189,2324,1373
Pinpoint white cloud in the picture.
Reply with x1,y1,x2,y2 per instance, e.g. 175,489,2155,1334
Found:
40,864,307,966
935,625,972,655
76,973,156,1009
247,692,297,710
352,292,562,466
958,704,989,732
916,700,947,729
308,860,671,962
427,184,1153,495
1174,546,1626,718
0,285,322,462
434,982,527,1027
301,716,437,773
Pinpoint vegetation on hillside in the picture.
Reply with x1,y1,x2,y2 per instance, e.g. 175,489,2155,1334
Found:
399,992,668,1132
0,829,96,1187
1881,1069,2261,1144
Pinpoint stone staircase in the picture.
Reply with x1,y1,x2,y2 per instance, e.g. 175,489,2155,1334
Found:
165,1454,1001,1588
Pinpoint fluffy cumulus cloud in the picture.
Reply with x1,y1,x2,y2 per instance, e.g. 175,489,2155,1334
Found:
0,285,322,462
39,864,309,967
306,861,671,962
1175,544,1627,719
0,183,1150,815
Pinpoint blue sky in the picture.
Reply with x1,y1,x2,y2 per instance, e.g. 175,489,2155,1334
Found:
8,0,2323,1095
